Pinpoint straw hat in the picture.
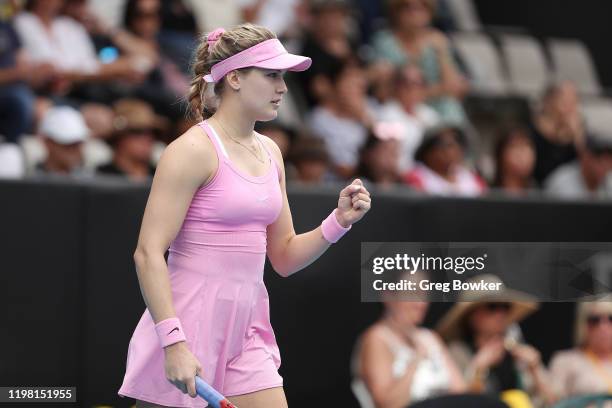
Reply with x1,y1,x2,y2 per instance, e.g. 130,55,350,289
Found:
436,274,539,341
108,99,168,145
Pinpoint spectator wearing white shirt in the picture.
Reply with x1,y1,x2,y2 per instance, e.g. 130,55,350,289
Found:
14,0,145,94
238,0,303,40
307,57,372,180
377,64,440,173
544,133,612,200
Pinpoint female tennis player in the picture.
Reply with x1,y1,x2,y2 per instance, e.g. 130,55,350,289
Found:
118,23,371,408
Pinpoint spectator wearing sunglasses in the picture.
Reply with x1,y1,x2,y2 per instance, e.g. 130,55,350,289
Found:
549,301,612,404
436,274,555,407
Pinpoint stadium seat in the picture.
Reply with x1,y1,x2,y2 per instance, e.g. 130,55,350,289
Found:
0,143,25,179
18,135,46,175
83,138,113,170
581,97,612,136
445,0,482,32
499,34,550,98
548,38,602,96
451,32,510,96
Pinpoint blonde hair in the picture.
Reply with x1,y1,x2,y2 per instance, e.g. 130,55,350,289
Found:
574,300,612,346
188,23,276,120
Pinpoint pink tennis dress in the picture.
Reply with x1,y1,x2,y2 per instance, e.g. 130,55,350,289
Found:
118,120,284,407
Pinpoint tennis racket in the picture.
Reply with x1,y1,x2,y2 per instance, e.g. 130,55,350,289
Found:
195,375,238,408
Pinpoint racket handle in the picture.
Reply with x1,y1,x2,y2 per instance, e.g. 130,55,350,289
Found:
195,376,237,408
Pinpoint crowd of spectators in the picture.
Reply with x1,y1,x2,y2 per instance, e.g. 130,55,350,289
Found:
1,0,611,201
352,272,612,408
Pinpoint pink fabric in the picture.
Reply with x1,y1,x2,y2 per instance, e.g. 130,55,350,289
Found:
118,120,284,407
203,38,311,83
321,209,351,244
155,318,187,348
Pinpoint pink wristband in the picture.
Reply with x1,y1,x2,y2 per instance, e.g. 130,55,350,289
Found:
155,317,186,348
321,209,351,243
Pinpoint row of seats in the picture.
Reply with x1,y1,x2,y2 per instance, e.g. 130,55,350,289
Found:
453,33,603,98
451,32,612,135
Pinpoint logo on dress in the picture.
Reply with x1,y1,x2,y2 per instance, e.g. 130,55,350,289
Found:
257,195,269,202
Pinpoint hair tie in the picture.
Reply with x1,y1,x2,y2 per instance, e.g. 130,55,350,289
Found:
207,28,226,48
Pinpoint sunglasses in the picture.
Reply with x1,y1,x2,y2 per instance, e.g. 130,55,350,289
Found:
483,302,512,312
586,314,612,327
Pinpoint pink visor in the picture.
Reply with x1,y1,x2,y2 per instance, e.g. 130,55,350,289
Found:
203,39,312,83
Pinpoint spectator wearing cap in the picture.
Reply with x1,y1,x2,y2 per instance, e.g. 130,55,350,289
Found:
403,125,486,196
297,0,357,107
286,135,332,184
370,0,469,126
33,105,91,177
544,132,612,199
96,98,164,181
377,64,441,173
307,57,372,179
356,122,404,189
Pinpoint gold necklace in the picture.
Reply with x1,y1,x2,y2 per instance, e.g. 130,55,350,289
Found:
213,119,265,164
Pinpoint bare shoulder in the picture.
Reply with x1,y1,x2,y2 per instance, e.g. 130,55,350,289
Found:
157,125,217,189
360,323,389,346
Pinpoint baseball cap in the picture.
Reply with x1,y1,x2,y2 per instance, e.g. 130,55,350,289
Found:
40,106,90,145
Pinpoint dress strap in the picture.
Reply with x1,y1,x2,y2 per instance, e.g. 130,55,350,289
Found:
198,120,229,159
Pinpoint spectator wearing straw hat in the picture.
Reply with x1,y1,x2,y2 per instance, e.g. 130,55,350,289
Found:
32,105,92,178
436,274,555,408
549,301,612,405
96,98,166,181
